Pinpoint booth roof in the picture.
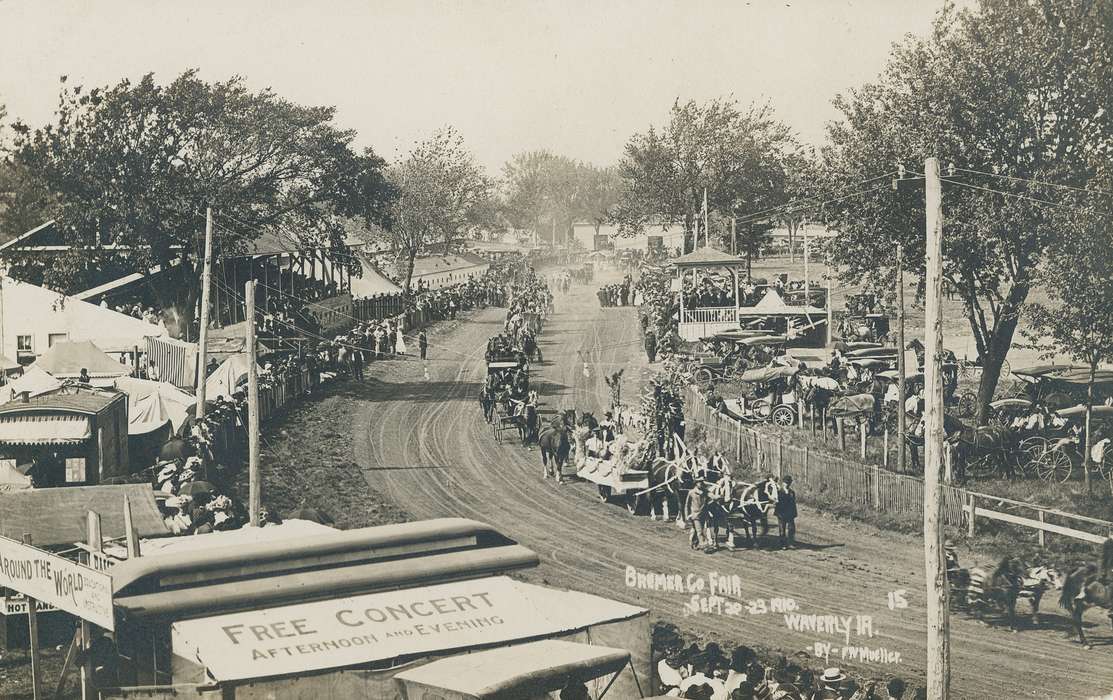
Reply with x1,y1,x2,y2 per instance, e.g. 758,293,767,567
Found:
0,484,169,546
393,639,631,700
170,575,645,683
34,340,132,379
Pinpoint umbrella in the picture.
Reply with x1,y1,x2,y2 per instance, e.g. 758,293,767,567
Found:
179,481,216,498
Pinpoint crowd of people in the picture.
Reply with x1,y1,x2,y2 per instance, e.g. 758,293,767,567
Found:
655,631,921,699
596,275,635,307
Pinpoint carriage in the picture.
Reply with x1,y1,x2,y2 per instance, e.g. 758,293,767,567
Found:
720,365,800,427
840,293,892,343
487,359,526,444
1020,404,1113,482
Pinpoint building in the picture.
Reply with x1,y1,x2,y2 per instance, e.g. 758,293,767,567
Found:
0,386,129,487
571,222,685,252
0,276,165,362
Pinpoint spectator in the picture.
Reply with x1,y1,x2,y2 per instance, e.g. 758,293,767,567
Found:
885,677,907,700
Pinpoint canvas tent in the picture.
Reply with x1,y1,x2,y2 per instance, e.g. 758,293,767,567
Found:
204,354,262,400
0,365,62,403
0,276,166,356
34,340,131,379
349,255,402,296
113,376,194,434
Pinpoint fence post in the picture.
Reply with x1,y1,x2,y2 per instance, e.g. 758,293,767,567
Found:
872,463,881,510
966,493,976,538
822,408,828,443
798,400,804,429
1037,510,1046,548
776,441,783,478
883,428,889,469
944,444,954,484
809,402,816,436
838,419,846,450
803,447,810,480
859,425,867,461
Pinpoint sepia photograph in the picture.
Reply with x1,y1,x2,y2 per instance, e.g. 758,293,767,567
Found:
0,1,1111,698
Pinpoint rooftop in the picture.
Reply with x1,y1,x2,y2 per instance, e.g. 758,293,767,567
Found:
0,387,123,415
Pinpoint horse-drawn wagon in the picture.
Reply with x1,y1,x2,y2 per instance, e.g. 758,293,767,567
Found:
577,454,650,512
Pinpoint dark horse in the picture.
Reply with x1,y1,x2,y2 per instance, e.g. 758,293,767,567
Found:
905,339,958,401
538,411,574,483
1060,538,1113,648
906,413,967,474
636,456,693,523
719,479,779,549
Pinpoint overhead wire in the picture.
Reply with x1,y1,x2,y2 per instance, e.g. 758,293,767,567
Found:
951,166,1113,199
728,171,898,228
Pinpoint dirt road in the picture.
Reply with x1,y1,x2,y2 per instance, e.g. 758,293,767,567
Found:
352,272,1113,699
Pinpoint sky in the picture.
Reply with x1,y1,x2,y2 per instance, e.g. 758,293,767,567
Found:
0,0,955,174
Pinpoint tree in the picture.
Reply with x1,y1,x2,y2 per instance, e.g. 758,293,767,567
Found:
613,97,800,252
501,151,617,245
386,127,495,293
819,0,1113,424
8,72,394,338
1024,197,1113,492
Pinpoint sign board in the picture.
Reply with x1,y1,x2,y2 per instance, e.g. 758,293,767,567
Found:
2,596,59,616
0,535,114,630
172,576,564,682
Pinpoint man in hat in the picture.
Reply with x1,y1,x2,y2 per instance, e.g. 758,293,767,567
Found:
644,330,658,363
418,329,428,360
776,475,798,549
685,479,712,551
818,668,846,699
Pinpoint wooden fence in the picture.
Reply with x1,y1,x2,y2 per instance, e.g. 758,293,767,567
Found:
686,389,1113,547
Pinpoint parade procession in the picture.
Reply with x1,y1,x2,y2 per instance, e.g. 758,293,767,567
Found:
0,1,1112,699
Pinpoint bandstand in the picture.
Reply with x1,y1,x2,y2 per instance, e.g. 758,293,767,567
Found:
672,247,747,341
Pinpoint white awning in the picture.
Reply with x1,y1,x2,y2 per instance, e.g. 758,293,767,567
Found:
0,414,92,445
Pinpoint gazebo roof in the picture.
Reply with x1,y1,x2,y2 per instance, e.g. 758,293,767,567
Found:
670,246,746,268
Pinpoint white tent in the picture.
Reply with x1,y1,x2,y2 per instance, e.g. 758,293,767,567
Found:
204,355,262,401
0,365,62,403
0,276,166,355
349,258,402,296
114,376,195,434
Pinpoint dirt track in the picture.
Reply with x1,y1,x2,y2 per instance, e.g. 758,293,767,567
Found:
351,272,1113,700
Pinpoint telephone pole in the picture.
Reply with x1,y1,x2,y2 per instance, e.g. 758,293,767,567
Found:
245,280,261,526
922,157,951,699
896,242,907,473
196,207,214,419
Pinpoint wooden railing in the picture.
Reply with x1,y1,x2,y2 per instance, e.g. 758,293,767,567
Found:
681,307,738,324
686,388,1113,548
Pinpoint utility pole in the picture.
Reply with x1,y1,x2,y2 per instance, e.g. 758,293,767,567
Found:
896,242,907,474
245,280,261,526
196,207,214,420
825,253,833,346
922,157,950,699
803,218,810,301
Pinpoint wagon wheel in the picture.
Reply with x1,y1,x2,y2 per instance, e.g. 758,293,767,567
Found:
1018,436,1047,477
771,406,795,428
598,485,612,502
964,452,996,480
693,367,714,389
1035,447,1072,483
956,392,977,418
1092,447,1113,482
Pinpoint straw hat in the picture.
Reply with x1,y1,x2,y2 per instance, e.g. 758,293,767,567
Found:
820,668,846,685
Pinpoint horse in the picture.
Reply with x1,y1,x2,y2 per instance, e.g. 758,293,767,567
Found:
513,401,540,447
636,456,693,523
906,412,967,473
826,393,877,436
718,478,779,549
961,557,1034,630
952,424,1022,480
1059,538,1113,648
538,415,572,482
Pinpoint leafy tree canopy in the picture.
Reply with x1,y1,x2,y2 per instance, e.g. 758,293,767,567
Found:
8,71,395,335
818,0,1113,422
